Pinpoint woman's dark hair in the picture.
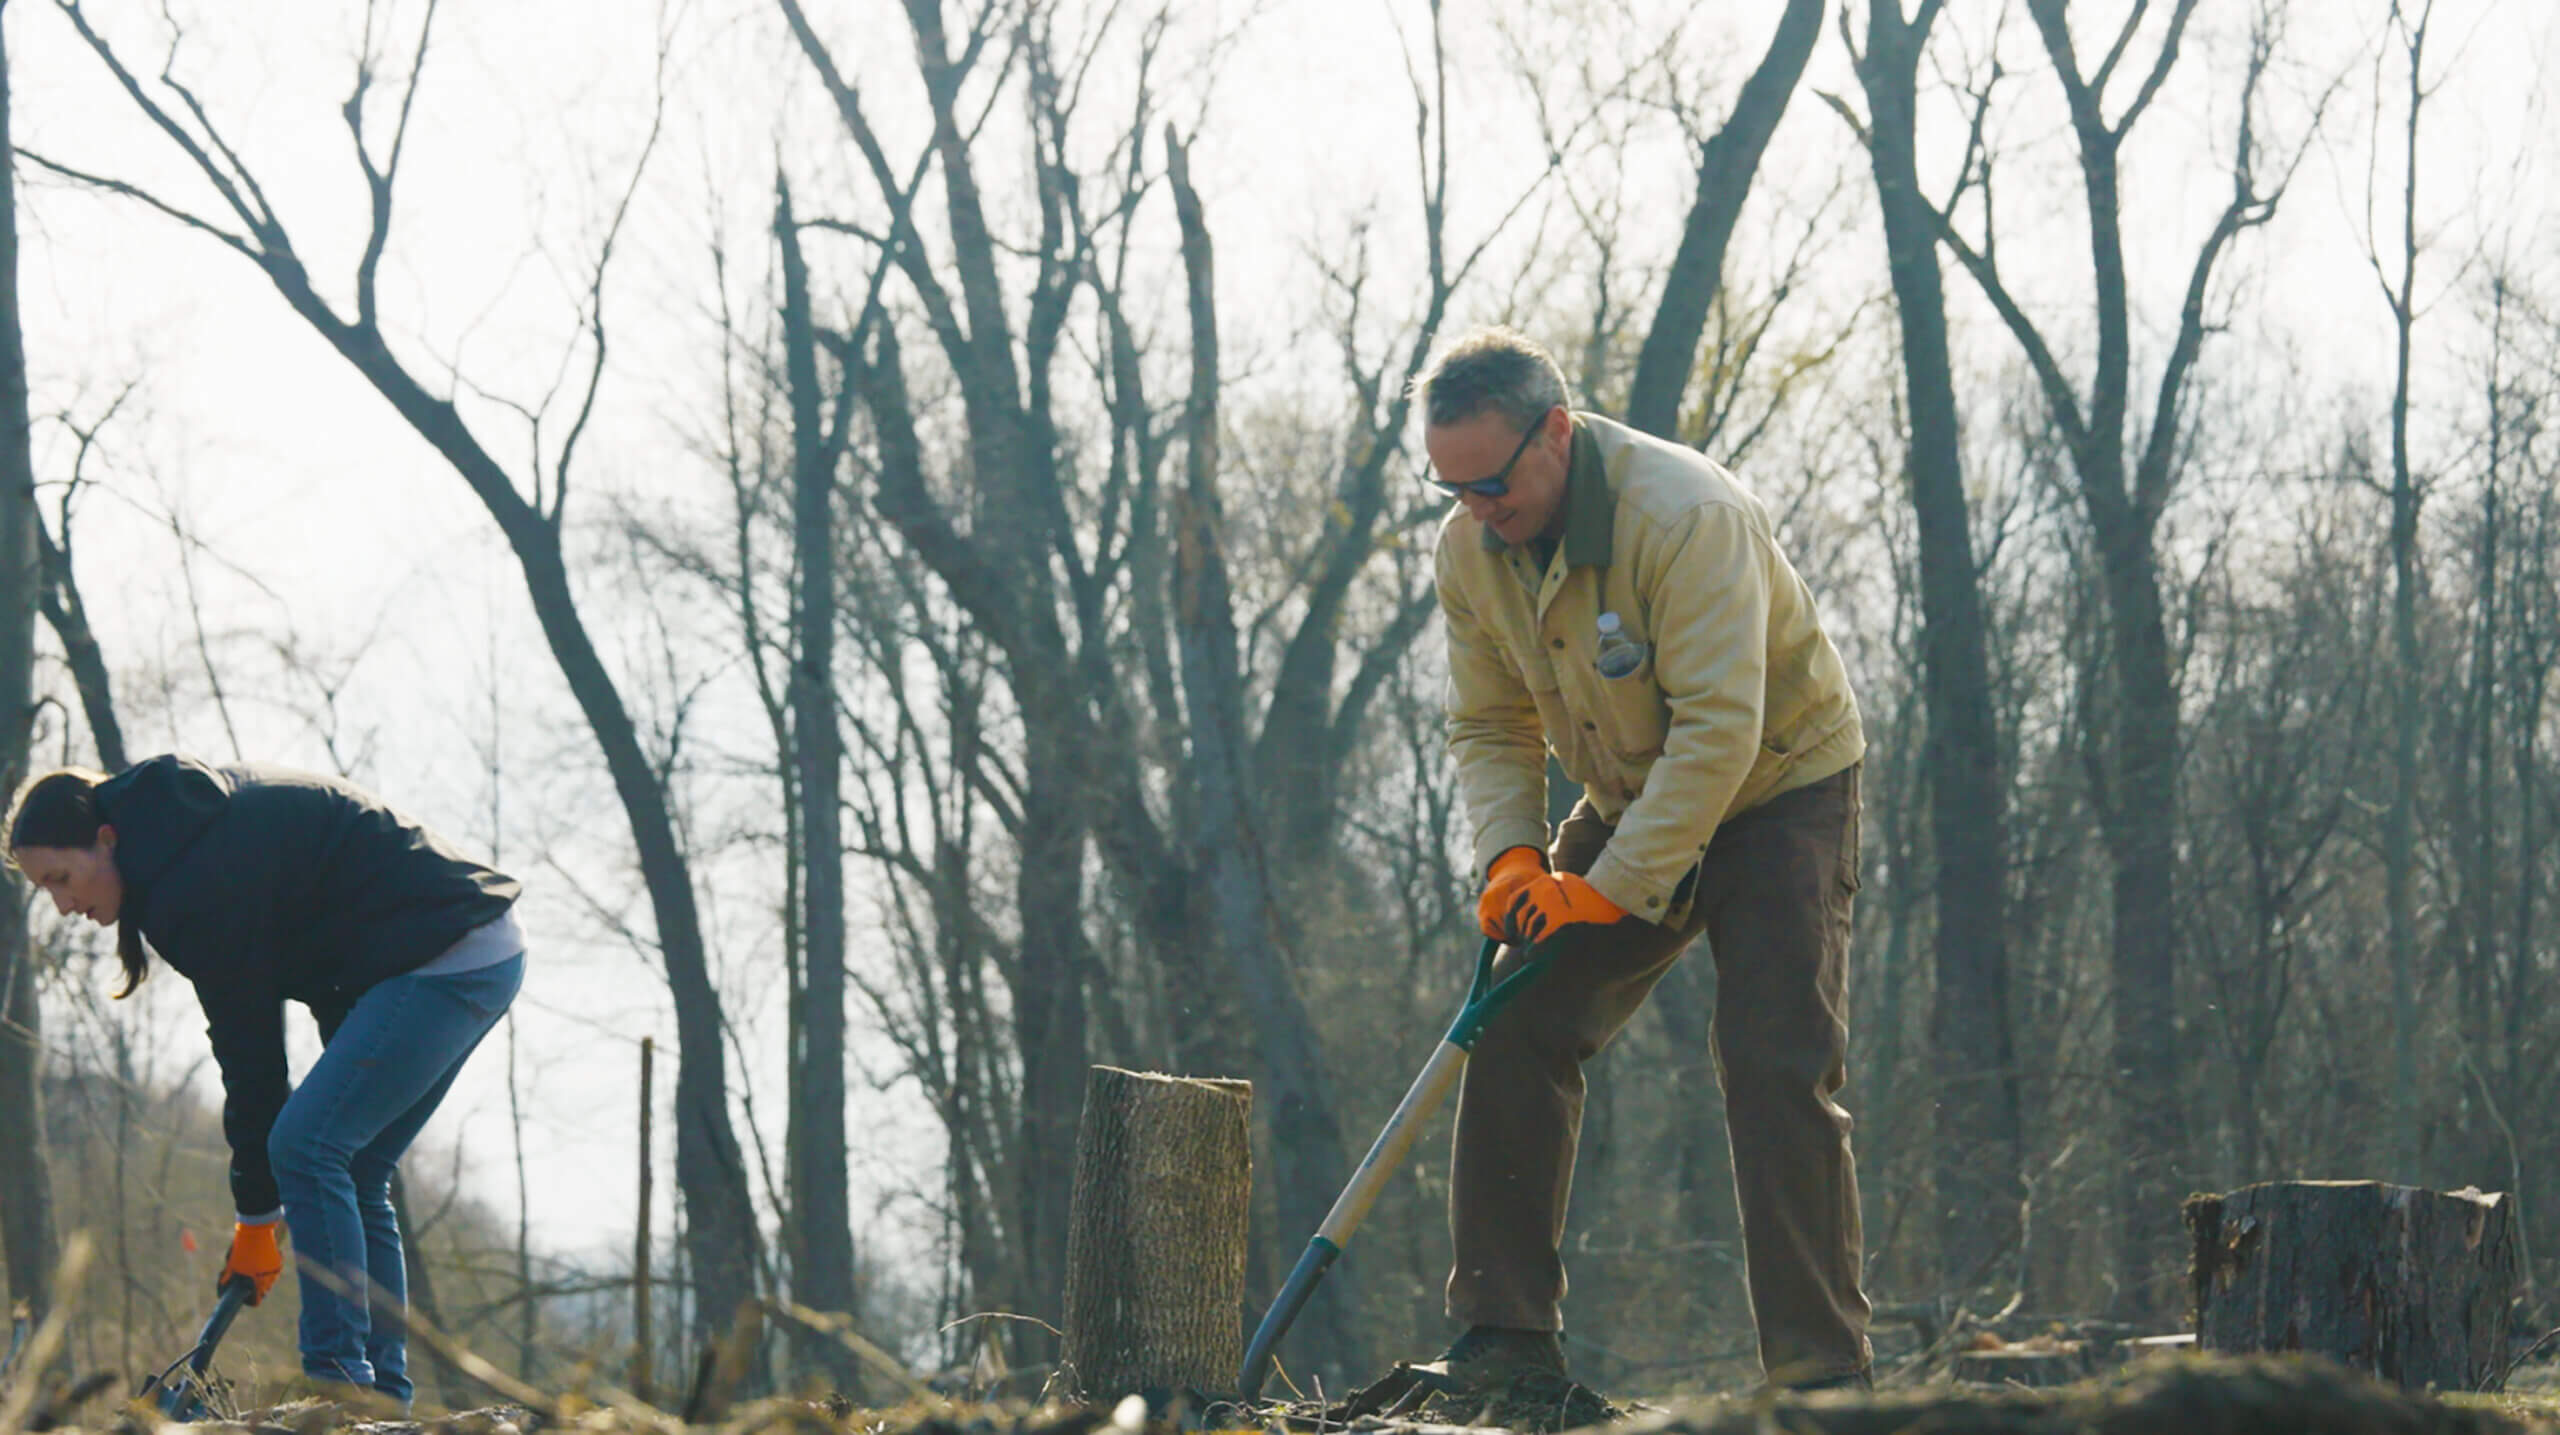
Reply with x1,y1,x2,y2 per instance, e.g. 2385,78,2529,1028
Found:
6,767,149,997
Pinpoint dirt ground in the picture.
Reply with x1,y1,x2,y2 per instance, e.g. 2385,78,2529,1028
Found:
12,1353,2560,1435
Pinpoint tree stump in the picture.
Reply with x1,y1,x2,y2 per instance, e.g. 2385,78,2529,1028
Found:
1061,1067,1252,1399
2185,1180,2516,1391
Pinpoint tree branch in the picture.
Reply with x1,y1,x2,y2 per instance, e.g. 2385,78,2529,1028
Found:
553,2,671,523
13,148,254,258
774,0,968,359
346,0,440,331
2109,0,2201,139
1928,208,2091,456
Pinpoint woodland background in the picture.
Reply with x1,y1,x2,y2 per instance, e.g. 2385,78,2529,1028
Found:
2,0,2558,1405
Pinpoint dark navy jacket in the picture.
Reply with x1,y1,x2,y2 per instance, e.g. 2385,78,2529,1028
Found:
98,756,519,1216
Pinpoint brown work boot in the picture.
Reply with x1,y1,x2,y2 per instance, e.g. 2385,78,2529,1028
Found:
1428,1325,1568,1389
1340,1326,1571,1421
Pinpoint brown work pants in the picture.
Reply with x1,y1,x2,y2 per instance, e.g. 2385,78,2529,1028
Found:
1446,764,1871,1384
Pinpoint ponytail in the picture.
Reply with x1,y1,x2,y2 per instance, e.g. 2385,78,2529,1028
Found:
113,921,148,999
6,767,149,997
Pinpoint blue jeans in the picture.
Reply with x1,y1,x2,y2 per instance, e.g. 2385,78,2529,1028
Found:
268,956,523,1403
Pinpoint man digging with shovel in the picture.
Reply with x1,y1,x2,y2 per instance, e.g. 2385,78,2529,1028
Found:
1413,328,1872,1395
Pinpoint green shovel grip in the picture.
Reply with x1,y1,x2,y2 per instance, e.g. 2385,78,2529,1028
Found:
1448,935,1555,1050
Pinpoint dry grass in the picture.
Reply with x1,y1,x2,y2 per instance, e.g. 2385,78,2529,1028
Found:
11,1389,1125,1435
14,1343,2560,1435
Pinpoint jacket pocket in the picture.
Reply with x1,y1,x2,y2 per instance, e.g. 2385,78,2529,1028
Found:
1592,651,1669,761
1759,664,1808,756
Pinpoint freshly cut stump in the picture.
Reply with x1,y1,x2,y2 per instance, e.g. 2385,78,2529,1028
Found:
2185,1180,2516,1391
1061,1067,1252,1399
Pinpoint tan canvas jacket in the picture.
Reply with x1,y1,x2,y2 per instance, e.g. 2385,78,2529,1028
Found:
1436,412,1864,927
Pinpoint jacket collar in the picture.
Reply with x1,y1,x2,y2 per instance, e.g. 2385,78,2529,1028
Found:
1480,412,1615,569
97,755,232,890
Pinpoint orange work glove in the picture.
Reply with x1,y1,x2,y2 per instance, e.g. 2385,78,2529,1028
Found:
219,1218,284,1304
1502,872,1628,946
1477,846,1548,941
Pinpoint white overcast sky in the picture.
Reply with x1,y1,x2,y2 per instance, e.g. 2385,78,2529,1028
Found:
9,0,2556,1289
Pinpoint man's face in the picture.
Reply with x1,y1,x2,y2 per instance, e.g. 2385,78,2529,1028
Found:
1425,406,1570,548
15,831,123,926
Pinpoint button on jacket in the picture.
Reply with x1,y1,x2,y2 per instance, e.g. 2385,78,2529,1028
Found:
1436,412,1864,925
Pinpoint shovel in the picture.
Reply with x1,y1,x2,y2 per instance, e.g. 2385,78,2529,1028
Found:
139,1276,256,1421
1237,935,1555,1400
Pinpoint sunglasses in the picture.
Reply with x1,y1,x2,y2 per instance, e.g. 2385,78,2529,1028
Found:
1424,407,1554,500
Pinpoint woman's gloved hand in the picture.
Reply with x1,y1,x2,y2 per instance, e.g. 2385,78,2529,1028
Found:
1477,846,1548,941
1502,872,1628,945
220,1218,284,1304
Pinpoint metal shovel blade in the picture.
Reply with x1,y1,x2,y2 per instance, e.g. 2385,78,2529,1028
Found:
142,1277,254,1421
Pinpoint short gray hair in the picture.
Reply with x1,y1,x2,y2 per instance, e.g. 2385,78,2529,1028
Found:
1411,326,1572,430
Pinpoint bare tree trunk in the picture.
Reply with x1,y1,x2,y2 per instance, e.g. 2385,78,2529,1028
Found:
2504,417,2554,1179
0,6,61,1330
2375,0,2434,1181
1848,0,2024,1297
2094,525,2182,1314
775,178,859,1391
2455,331,2500,1104
1163,130,1358,1374
1625,0,1824,441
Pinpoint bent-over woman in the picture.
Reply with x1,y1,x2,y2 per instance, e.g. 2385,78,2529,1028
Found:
8,755,524,1411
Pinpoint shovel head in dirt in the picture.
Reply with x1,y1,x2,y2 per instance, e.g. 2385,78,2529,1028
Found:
140,1276,255,1421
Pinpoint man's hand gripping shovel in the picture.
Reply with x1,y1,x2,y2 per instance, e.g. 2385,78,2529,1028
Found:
1236,936,1555,1407
138,1276,255,1421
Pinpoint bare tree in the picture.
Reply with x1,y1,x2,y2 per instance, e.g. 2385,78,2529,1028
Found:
0,0,62,1332
1925,0,2308,1314
774,174,860,1389
2455,272,2560,1290
1831,0,2024,1300
1624,0,1824,441
2366,0,2437,1178
784,0,1109,1344
29,0,765,1334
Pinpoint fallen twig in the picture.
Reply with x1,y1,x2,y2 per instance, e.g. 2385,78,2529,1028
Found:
763,1297,941,1405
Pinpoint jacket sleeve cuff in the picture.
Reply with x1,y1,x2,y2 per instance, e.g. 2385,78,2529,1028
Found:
236,1208,284,1227
1471,818,1552,879
231,1163,283,1224
1583,848,1680,925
